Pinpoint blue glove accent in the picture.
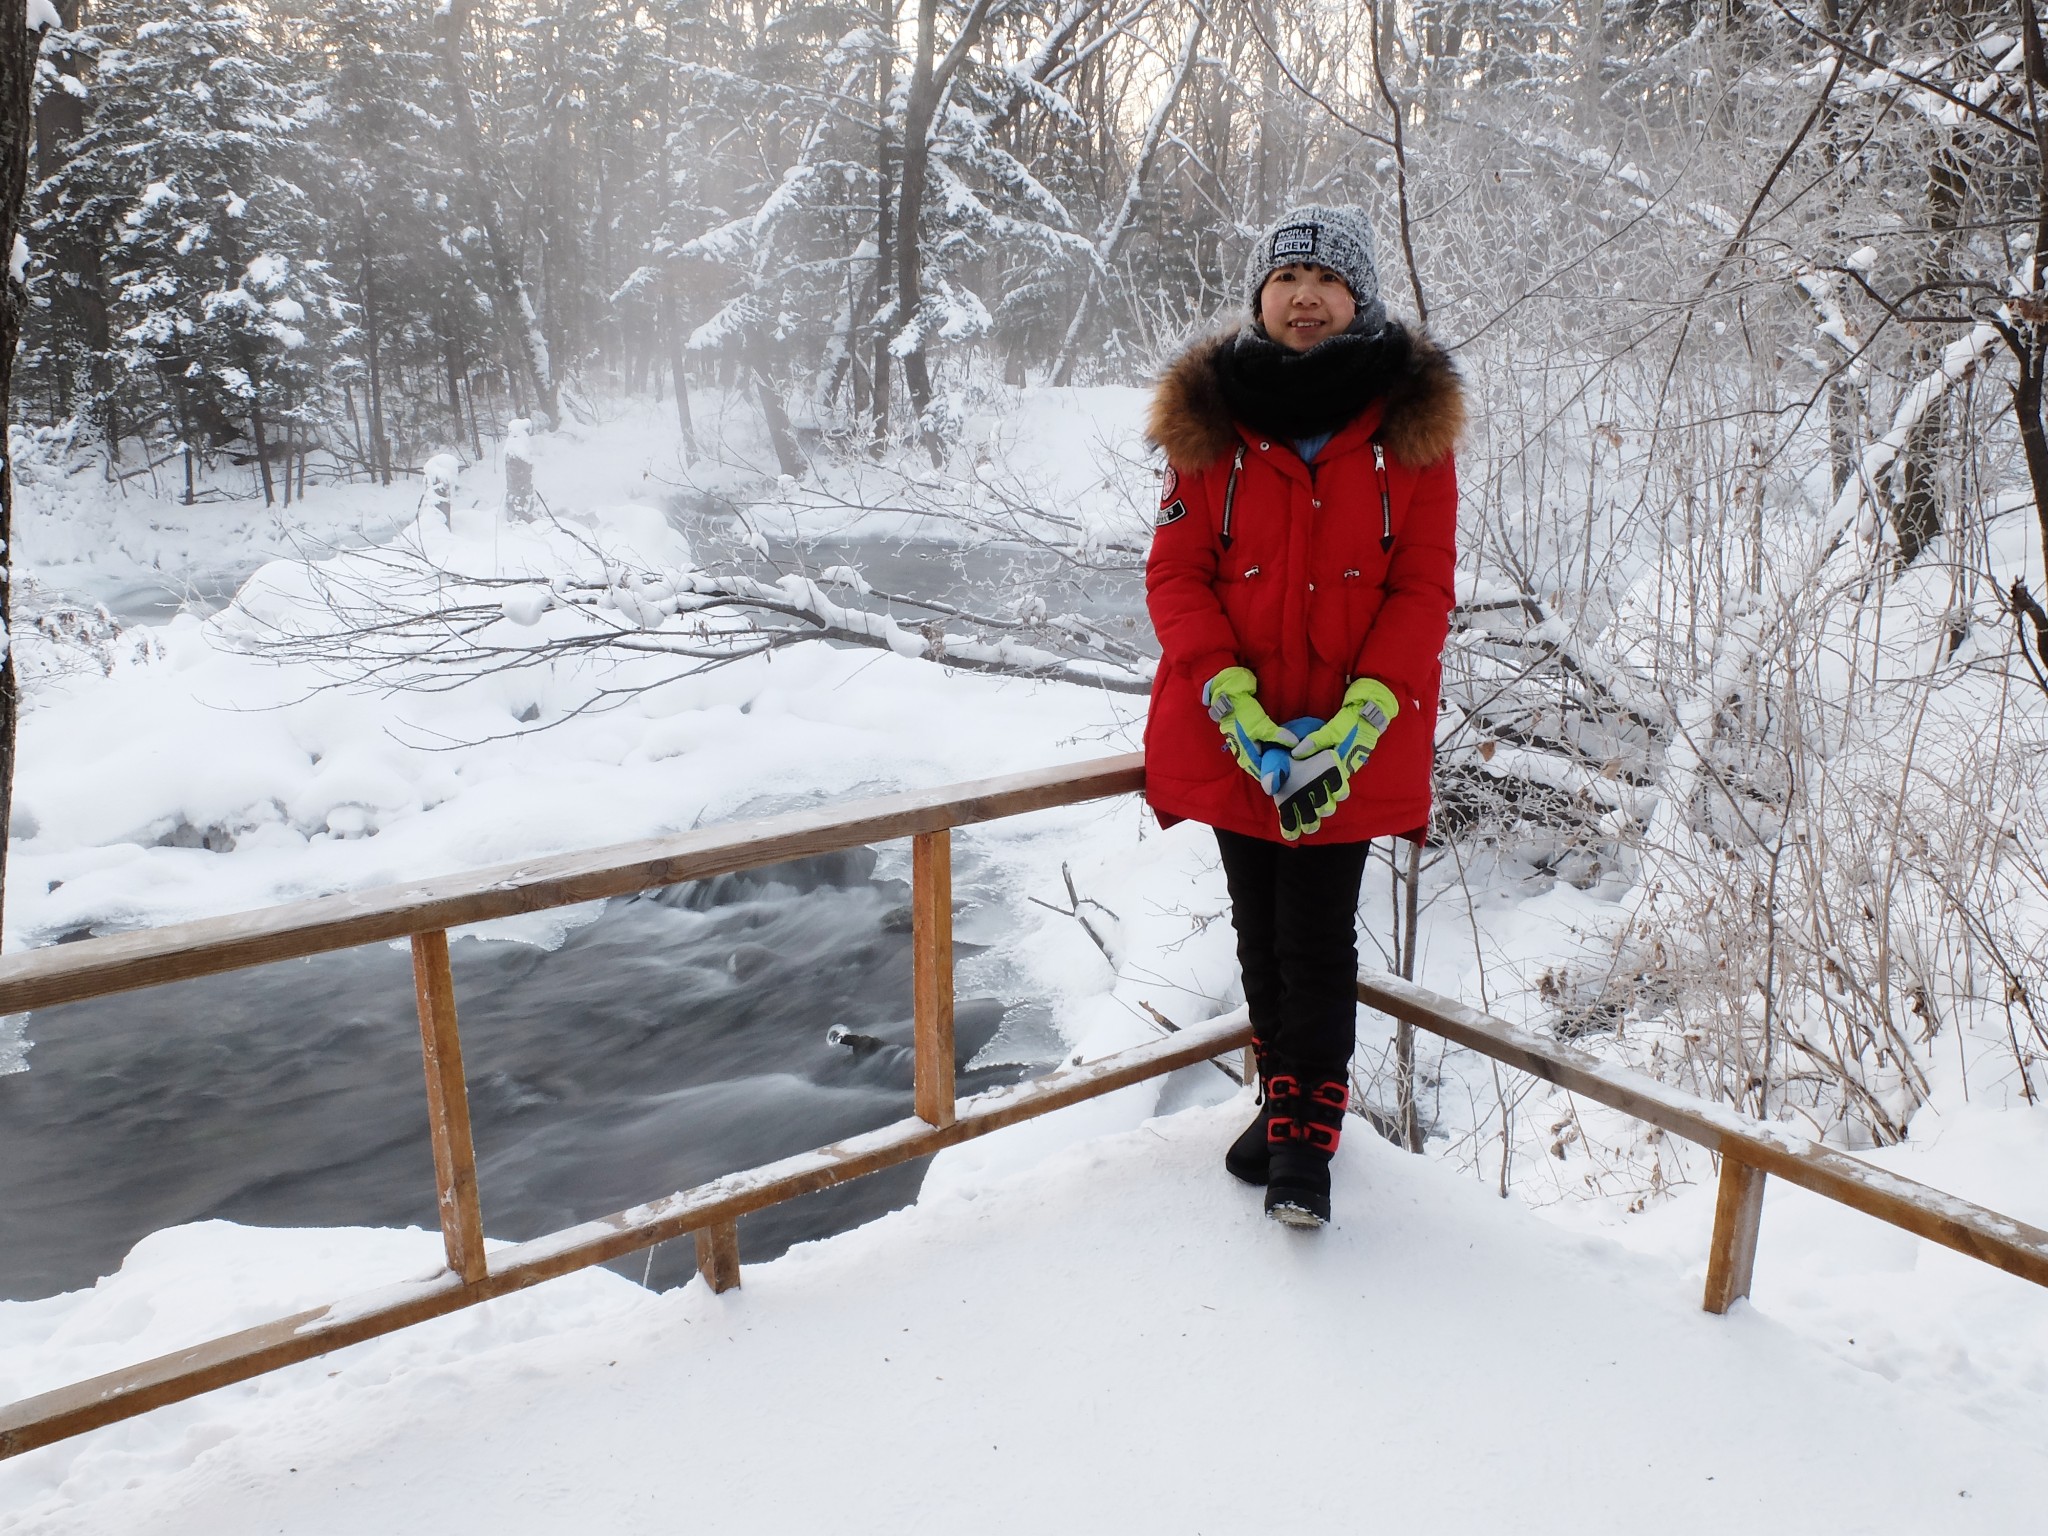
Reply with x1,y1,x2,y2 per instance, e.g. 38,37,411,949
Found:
1271,716,1345,841
1255,738,1296,796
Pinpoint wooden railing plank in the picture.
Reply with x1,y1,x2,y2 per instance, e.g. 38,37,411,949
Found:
912,829,956,1128
1357,971,2048,1289
0,756,1145,1015
410,931,488,1284
0,1008,1252,1461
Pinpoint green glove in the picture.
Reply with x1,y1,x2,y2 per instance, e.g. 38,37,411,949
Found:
1203,667,1294,794
1280,678,1399,829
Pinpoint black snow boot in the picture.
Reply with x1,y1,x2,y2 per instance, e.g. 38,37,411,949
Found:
1264,1074,1348,1228
1224,1041,1277,1185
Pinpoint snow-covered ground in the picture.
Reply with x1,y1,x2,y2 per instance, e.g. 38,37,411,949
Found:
4,393,2046,1525
5,1102,2045,1533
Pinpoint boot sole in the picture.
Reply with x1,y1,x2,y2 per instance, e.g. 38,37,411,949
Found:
1266,1199,1327,1229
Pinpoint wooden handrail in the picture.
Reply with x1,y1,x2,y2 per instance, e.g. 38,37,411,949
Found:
1356,971,2048,1302
0,754,1144,1015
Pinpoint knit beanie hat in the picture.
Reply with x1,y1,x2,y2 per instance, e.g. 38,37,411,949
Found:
1244,203,1386,335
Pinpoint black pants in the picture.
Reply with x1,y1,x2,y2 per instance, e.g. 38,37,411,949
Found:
1215,828,1371,1083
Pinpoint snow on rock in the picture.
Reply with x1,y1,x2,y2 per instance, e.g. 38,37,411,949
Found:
421,452,463,524
2,1104,2043,1532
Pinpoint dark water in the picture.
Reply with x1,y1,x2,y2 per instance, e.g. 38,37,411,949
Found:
93,574,240,626
668,494,1154,656
0,848,1048,1300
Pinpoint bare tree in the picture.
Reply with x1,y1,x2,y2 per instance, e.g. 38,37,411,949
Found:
1,4,49,933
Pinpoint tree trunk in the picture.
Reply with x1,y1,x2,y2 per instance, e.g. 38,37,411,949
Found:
1,0,42,936
443,305,467,449
1252,0,1280,220
894,0,941,435
35,0,116,461
892,0,997,454
870,34,896,450
1893,139,1965,565
359,223,391,486
752,347,802,477
662,284,696,453
249,401,276,506
2009,335,2048,678
279,380,292,509
439,0,558,427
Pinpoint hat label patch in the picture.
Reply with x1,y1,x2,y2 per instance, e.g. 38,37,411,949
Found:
1271,224,1319,260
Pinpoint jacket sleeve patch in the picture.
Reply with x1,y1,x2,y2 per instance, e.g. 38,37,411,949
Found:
1155,498,1188,527
1159,465,1179,506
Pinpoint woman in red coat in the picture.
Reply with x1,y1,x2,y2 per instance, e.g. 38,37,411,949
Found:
1144,204,1463,1226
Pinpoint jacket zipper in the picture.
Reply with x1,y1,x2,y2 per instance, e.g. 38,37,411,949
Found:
1373,438,1393,552
1219,444,1245,550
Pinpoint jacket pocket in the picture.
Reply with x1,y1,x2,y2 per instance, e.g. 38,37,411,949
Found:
1216,562,1273,660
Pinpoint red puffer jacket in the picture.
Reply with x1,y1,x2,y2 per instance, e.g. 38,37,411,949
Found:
1143,325,1464,844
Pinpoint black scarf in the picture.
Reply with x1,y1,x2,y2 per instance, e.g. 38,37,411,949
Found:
1213,321,1412,443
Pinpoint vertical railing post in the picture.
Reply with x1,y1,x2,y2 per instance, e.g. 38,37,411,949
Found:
913,827,956,1128
1702,1151,1767,1314
410,929,489,1284
695,1220,742,1293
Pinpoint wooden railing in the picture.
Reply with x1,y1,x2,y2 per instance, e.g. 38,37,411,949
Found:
3,752,2044,1462
1357,974,2048,1310
0,754,1214,1460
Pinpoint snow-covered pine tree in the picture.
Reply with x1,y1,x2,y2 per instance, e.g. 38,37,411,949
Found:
70,0,341,504
900,0,1098,401
637,2,889,464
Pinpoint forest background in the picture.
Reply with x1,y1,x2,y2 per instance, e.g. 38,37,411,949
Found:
9,0,2048,1171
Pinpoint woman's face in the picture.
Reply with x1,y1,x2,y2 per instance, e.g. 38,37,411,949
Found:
1257,263,1356,351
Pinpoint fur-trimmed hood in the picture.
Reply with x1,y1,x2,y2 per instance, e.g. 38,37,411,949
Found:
1146,320,1465,472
